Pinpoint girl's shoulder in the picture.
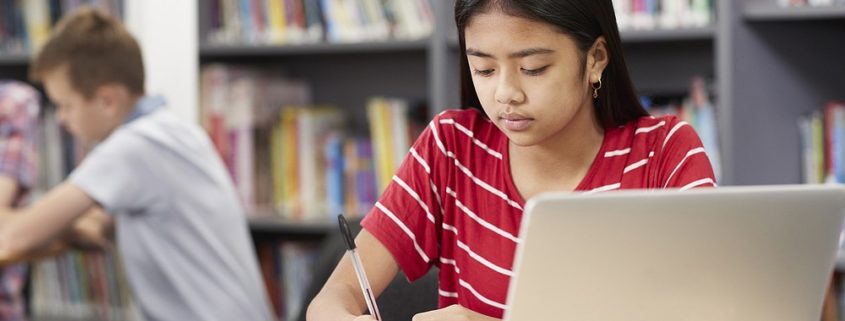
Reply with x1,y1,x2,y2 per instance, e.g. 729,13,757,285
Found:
628,114,683,131
608,114,702,154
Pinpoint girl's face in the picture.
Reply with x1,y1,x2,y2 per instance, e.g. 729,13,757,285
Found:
465,9,606,147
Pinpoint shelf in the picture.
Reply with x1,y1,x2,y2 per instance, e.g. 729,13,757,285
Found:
745,5,845,21
200,39,429,58
0,52,30,65
31,317,99,321
447,27,715,48
248,215,336,236
620,26,716,43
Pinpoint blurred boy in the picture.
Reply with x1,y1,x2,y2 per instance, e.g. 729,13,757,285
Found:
0,8,273,321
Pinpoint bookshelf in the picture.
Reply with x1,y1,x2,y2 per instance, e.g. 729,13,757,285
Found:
198,2,456,116
719,0,845,185
200,39,429,57
624,35,714,96
620,26,716,43
744,4,845,21
196,1,449,319
0,62,29,84
0,53,30,66
248,217,335,236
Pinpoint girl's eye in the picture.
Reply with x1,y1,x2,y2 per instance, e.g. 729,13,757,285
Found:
521,66,549,76
473,69,494,77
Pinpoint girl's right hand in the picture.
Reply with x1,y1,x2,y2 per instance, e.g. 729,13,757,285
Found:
351,315,378,321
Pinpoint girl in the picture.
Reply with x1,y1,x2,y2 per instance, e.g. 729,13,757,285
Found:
307,1,716,320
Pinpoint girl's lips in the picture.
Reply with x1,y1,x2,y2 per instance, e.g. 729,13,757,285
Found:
501,117,534,131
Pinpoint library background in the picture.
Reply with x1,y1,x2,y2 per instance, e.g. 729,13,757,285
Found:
1,0,844,320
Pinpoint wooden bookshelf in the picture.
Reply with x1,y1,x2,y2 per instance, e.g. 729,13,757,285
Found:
200,38,430,59
744,4,845,21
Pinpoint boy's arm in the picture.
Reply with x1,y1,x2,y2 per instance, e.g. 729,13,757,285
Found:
67,206,115,251
0,176,66,264
0,207,114,266
0,176,113,264
0,241,70,266
0,176,19,208
0,182,96,263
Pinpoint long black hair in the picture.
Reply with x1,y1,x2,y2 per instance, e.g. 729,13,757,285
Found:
455,0,648,128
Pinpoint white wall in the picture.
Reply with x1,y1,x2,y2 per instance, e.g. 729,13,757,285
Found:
125,0,198,123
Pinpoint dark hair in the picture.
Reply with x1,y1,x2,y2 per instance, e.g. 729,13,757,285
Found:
31,7,145,99
455,0,647,128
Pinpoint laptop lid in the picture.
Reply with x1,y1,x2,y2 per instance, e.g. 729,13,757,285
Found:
504,185,845,321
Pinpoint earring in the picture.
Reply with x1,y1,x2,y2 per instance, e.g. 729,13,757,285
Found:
592,79,602,99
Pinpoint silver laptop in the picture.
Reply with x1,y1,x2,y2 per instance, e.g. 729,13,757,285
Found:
504,185,845,321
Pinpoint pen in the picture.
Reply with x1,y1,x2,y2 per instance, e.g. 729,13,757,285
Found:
338,214,382,321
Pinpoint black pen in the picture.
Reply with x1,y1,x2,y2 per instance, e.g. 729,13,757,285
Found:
338,215,382,320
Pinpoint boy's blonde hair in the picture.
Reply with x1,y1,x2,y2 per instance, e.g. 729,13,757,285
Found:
30,7,145,99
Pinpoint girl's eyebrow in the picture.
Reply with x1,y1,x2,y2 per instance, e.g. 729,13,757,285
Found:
466,47,555,59
466,48,494,58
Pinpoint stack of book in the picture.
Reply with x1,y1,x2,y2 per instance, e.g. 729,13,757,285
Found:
798,101,845,185
204,0,434,46
612,0,713,31
30,252,141,321
200,64,425,219
0,0,123,55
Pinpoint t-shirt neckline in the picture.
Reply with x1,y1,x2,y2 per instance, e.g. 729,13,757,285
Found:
502,127,611,207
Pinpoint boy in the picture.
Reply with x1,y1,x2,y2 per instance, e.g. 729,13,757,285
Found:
0,8,273,321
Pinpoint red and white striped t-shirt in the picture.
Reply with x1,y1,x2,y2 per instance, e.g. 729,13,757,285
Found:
361,108,716,318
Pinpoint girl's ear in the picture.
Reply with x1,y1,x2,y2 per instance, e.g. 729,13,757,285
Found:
587,36,610,83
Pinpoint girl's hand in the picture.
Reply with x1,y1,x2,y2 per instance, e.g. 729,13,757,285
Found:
412,305,500,321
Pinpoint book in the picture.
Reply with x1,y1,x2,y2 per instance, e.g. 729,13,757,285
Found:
800,102,845,184
613,0,713,31
203,0,433,46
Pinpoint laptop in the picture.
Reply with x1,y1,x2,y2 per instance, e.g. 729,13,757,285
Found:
504,185,845,321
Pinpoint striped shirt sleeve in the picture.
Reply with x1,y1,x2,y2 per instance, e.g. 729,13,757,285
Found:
361,118,444,281
657,119,717,189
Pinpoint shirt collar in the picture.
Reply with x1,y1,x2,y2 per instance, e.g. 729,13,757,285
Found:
124,95,167,124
